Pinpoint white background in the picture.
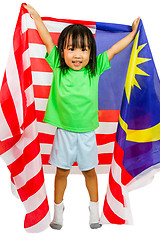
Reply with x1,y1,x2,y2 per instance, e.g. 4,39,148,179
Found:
0,0,160,239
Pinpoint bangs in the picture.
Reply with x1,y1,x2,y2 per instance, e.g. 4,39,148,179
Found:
58,24,97,75
63,26,91,50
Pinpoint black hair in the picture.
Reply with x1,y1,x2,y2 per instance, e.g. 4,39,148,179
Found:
57,24,97,75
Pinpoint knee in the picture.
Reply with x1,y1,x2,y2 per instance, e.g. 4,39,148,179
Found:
56,168,70,179
82,168,97,179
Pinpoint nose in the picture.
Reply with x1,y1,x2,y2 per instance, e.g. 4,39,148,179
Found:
73,49,81,58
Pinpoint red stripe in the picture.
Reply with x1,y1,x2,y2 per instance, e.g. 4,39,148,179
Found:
13,15,28,121
8,136,40,177
41,153,112,165
0,73,21,136
24,197,49,228
33,85,51,99
28,29,43,44
28,29,60,46
18,168,44,202
41,154,51,165
38,133,54,144
96,133,116,145
23,66,33,90
103,195,125,224
98,153,113,165
30,58,52,72
22,102,36,129
38,132,114,146
73,162,78,166
114,141,133,186
109,170,124,205
98,110,120,122
42,17,95,26
0,135,21,155
35,109,119,123
36,110,45,122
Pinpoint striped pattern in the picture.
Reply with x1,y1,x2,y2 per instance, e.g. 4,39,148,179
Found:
8,11,120,171
27,15,119,170
101,141,133,224
0,5,123,231
0,7,50,232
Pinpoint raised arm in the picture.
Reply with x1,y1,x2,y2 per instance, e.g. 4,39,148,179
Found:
23,4,54,54
107,17,140,61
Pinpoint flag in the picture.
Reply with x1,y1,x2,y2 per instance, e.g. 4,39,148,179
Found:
0,5,50,232
101,20,160,224
14,7,131,172
1,3,160,232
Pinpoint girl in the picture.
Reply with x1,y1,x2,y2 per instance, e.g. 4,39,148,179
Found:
24,4,140,230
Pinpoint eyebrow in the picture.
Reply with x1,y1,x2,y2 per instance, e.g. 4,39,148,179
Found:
66,44,89,49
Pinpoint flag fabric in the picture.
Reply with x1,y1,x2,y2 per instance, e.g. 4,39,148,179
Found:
101,20,160,224
0,4,160,232
0,5,50,232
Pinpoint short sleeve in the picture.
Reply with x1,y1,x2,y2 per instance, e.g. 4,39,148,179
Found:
45,45,60,70
96,51,111,76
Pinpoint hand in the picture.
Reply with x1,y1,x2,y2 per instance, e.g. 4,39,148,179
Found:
23,4,41,20
132,17,141,34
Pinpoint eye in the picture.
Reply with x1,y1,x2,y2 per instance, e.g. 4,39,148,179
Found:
82,48,87,51
68,47,74,51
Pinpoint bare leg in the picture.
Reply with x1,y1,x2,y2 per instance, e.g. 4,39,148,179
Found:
82,168,98,202
82,168,101,229
50,167,70,230
54,167,70,204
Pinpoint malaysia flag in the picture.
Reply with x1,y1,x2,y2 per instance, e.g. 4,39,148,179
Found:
1,3,160,232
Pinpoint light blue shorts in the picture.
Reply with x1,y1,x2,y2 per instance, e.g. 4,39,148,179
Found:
49,128,98,171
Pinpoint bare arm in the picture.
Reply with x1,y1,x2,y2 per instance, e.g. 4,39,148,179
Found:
107,17,140,61
23,4,54,54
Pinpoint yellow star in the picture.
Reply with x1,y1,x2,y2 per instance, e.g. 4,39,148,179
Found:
125,31,151,103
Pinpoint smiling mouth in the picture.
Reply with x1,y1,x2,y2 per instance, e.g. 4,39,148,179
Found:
72,60,82,66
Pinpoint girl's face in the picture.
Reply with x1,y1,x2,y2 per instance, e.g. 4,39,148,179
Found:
62,36,91,71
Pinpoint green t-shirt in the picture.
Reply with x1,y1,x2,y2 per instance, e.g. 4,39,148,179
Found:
43,46,111,132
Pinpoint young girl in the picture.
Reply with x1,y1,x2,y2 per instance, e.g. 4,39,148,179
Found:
24,4,140,230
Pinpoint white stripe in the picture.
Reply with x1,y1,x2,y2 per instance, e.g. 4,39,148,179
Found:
121,186,133,224
23,48,31,71
40,141,115,155
35,98,48,111
107,156,133,224
107,185,126,220
111,157,122,185
37,122,56,135
29,43,47,59
97,142,115,154
43,164,111,174
32,71,53,86
22,13,96,34
1,120,38,165
100,212,110,224
13,153,42,189
6,43,23,128
25,85,34,107
23,183,47,213
0,106,12,140
11,181,19,199
44,21,71,33
96,122,118,134
25,211,50,233
40,143,52,155
44,20,96,35
37,120,117,137
22,13,35,33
